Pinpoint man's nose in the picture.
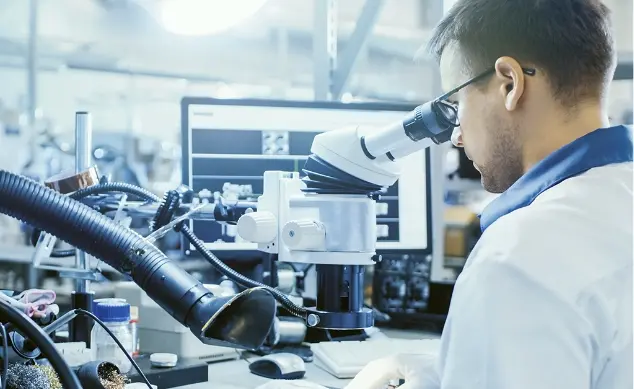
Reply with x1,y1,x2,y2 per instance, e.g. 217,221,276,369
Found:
451,127,463,147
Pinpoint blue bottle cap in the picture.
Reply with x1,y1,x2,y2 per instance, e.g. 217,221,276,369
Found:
92,298,126,312
94,299,130,323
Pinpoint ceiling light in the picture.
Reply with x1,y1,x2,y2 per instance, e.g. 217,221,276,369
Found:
159,0,268,36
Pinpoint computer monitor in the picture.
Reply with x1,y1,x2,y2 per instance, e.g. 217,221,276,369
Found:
181,98,433,258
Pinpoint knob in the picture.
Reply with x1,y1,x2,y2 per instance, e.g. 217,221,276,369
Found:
237,211,277,243
282,220,326,250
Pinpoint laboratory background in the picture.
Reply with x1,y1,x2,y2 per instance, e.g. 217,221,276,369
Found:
0,1,630,388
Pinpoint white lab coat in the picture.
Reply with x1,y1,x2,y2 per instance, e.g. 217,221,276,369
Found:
435,159,633,389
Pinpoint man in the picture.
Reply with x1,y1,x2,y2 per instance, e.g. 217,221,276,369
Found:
346,0,633,388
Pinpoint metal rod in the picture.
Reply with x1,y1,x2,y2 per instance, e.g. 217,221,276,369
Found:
313,0,338,100
26,0,38,160
74,112,93,293
331,0,385,99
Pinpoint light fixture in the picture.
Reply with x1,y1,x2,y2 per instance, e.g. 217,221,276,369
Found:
159,0,269,36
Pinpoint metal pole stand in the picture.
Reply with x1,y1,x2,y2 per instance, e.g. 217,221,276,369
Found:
69,111,95,346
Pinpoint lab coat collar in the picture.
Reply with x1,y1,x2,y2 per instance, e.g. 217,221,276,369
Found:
480,125,633,232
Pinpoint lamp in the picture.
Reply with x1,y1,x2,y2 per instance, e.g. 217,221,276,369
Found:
158,0,269,36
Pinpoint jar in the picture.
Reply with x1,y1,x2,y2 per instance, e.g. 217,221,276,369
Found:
91,299,133,373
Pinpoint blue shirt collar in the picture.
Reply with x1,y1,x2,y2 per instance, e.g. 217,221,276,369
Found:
480,125,633,232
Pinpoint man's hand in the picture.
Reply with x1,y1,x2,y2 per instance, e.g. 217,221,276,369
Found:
344,353,439,389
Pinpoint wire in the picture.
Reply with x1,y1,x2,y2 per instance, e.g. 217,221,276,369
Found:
180,225,307,319
1,323,7,389
70,183,160,203
74,309,152,389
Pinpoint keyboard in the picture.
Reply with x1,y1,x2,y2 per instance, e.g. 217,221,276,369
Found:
312,337,441,379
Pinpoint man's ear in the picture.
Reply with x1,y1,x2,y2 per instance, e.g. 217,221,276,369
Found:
494,57,525,111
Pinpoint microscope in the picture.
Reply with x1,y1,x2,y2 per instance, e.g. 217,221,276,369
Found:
235,101,454,331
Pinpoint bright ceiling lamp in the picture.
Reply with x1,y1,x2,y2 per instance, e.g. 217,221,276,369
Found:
159,0,269,36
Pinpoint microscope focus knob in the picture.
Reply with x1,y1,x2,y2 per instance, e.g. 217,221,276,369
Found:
237,211,277,243
282,220,326,250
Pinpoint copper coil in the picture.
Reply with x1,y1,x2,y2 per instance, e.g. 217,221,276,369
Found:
44,166,100,194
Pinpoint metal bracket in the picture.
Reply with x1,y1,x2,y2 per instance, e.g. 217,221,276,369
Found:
313,0,338,100
31,233,103,281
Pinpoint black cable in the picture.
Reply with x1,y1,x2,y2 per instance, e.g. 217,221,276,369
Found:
0,299,81,389
29,229,76,257
50,249,75,258
69,183,307,319
74,309,153,389
1,323,7,389
180,225,307,319
70,182,160,203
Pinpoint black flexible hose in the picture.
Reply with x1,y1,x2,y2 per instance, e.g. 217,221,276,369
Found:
22,179,306,319
0,299,81,389
68,184,307,319
29,182,161,255
0,171,235,340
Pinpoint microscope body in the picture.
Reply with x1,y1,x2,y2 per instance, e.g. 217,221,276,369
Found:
237,171,376,330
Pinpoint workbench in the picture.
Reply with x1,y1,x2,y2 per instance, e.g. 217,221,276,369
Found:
140,329,438,389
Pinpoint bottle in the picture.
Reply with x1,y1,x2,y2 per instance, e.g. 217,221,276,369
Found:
91,299,133,373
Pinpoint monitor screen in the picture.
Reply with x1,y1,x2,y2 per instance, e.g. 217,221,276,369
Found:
181,98,432,256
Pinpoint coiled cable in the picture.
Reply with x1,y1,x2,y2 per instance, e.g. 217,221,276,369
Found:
179,223,306,318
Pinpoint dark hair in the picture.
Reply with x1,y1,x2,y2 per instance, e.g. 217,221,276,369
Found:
426,0,615,103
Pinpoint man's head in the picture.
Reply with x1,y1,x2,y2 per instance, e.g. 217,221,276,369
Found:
427,0,616,193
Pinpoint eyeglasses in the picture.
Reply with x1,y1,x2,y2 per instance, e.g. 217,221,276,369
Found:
432,67,537,127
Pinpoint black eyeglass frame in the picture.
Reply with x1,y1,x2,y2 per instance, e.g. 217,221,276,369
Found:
433,67,537,126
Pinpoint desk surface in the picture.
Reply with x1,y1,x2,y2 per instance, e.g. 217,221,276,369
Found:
172,329,439,389
184,358,347,389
